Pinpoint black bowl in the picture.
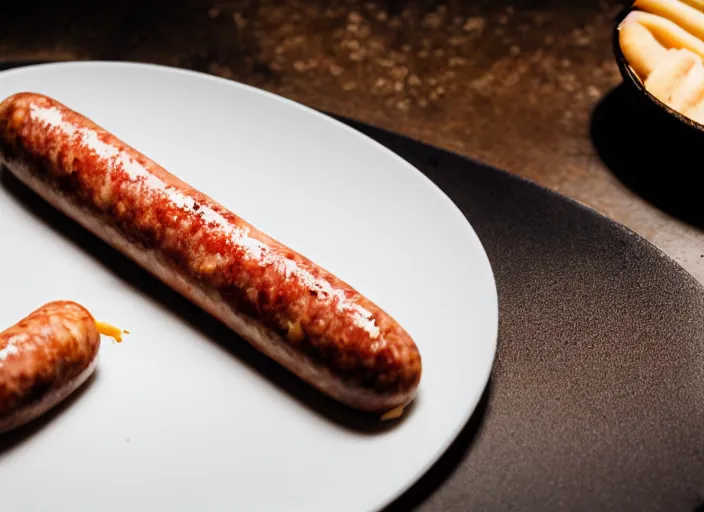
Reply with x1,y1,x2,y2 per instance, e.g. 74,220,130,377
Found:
597,7,704,227
612,6,704,137
611,5,704,164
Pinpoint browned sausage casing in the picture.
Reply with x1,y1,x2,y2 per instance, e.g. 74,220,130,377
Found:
0,93,422,413
0,300,100,434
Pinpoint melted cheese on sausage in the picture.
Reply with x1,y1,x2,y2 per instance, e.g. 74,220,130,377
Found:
95,321,125,342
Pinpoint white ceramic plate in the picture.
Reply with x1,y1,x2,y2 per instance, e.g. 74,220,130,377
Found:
0,62,497,511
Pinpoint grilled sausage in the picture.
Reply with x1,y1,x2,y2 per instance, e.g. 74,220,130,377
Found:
0,93,422,414
0,300,101,434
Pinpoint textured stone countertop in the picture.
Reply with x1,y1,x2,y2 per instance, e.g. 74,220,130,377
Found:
2,0,702,283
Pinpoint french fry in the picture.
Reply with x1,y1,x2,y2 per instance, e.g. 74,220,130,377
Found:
666,53,704,111
619,15,668,78
683,95,704,122
680,0,704,12
645,48,702,106
636,0,704,41
627,10,704,60
619,16,668,78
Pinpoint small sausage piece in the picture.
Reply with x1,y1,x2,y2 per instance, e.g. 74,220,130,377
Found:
0,92,422,413
0,301,101,434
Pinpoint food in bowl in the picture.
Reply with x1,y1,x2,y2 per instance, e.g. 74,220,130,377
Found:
619,0,704,124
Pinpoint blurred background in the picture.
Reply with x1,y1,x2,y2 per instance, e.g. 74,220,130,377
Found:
2,0,702,282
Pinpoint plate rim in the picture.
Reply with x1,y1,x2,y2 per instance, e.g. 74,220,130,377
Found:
0,60,499,511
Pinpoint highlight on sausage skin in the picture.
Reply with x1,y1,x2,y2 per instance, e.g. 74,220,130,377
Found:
0,301,101,434
0,93,422,416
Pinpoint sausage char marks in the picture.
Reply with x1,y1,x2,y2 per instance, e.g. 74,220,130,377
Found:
0,93,422,413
